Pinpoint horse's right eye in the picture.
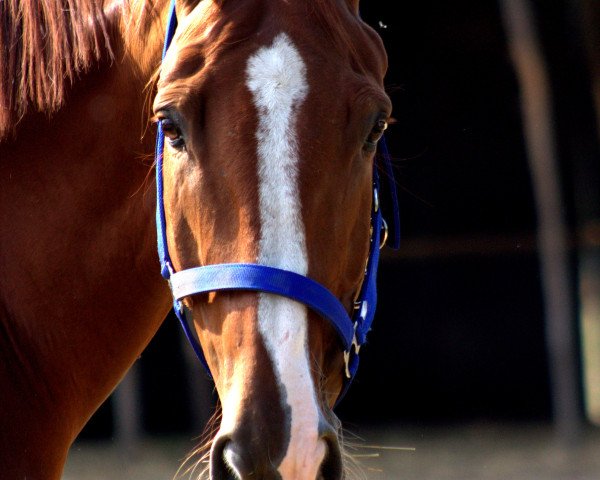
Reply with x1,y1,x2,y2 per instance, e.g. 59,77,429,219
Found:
159,118,185,149
364,118,388,151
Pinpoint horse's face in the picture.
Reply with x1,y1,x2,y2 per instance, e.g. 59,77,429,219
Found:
154,1,390,478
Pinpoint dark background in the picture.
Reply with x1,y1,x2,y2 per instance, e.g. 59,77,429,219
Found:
82,0,599,438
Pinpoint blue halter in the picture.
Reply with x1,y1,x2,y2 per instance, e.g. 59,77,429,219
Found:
155,0,400,402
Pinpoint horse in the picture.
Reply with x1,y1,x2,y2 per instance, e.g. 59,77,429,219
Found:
0,1,396,478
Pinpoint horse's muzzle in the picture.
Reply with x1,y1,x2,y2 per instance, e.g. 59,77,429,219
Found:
209,427,343,480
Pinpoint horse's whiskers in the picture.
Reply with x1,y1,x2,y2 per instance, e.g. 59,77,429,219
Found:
174,408,222,480
338,429,369,480
339,427,417,480
359,444,416,452
175,440,211,480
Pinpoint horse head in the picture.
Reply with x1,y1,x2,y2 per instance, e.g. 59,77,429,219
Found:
153,1,391,478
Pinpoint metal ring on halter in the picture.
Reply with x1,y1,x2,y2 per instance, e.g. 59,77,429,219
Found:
373,187,380,213
343,322,362,378
379,218,388,249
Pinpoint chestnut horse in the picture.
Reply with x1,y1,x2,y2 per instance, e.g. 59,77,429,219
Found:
0,0,395,478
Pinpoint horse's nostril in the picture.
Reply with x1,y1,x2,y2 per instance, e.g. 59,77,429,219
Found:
319,431,344,480
211,435,273,480
210,436,238,480
222,441,246,479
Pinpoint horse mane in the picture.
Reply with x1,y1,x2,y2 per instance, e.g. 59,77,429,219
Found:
0,0,117,137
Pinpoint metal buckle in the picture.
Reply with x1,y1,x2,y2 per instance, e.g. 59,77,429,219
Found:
166,261,176,290
343,322,362,378
380,218,389,249
166,261,175,277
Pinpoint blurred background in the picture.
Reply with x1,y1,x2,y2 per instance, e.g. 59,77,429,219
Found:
65,0,600,478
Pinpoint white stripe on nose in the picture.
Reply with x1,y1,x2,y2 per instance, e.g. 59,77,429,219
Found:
245,33,326,479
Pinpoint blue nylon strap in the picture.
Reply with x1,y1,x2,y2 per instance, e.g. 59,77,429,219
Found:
341,169,383,385
170,264,354,350
155,0,178,280
173,299,211,372
355,176,382,347
162,0,178,53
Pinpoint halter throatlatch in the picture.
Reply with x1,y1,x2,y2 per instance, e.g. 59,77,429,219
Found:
155,0,400,402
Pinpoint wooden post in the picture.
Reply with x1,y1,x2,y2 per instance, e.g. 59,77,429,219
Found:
499,0,582,441
578,0,600,427
580,0,600,143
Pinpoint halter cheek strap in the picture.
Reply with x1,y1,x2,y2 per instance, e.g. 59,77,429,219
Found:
155,0,400,402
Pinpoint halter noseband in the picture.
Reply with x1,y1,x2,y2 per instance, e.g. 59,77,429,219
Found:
155,0,400,402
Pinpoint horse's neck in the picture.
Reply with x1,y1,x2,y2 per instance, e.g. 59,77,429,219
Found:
0,22,171,479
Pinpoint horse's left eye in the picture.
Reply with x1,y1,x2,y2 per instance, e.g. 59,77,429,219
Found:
159,117,185,149
365,118,388,150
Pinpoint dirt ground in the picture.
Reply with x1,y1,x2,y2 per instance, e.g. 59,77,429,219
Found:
62,422,600,479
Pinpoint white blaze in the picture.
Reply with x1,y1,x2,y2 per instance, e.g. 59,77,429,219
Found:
245,33,326,479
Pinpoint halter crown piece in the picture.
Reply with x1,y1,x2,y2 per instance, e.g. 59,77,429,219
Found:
155,0,400,403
